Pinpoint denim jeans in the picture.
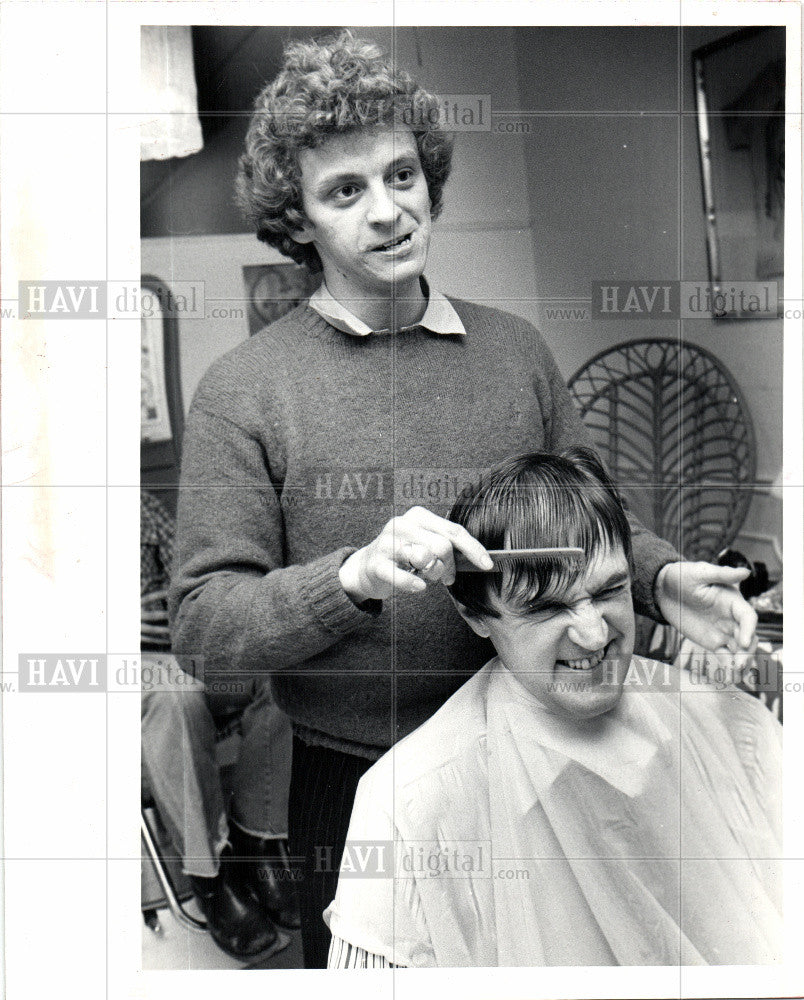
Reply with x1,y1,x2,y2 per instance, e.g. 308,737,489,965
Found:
141,655,292,877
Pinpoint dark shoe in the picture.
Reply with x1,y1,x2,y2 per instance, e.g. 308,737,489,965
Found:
190,847,288,961
229,825,302,931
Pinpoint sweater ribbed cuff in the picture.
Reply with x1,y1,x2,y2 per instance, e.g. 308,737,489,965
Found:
300,546,382,636
631,539,681,623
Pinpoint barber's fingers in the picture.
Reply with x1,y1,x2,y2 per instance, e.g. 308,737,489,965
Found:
725,627,758,657
730,598,758,650
705,565,751,587
401,525,462,576
399,506,492,571
344,505,491,601
401,541,435,569
383,515,475,584
701,621,757,657
372,554,427,594
709,602,757,655
401,542,450,584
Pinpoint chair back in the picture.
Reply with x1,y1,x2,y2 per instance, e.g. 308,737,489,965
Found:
568,338,756,561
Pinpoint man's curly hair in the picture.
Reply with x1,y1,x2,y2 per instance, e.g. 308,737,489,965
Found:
235,30,454,271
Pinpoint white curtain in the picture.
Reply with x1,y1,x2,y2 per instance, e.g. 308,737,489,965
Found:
140,26,203,161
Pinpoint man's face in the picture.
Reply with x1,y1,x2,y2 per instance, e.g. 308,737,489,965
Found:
293,126,432,304
472,544,635,721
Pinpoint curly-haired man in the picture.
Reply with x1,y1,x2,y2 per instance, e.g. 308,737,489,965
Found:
235,32,452,275
169,30,757,967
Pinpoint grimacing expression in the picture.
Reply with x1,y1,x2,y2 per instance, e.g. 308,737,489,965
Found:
293,126,432,304
462,544,636,720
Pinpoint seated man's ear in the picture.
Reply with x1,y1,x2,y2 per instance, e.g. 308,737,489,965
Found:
447,594,491,638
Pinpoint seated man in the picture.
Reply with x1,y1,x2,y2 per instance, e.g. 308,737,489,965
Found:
324,449,781,967
141,670,298,959
140,491,298,961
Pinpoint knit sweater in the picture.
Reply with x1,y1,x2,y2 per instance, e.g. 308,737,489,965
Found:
169,299,679,759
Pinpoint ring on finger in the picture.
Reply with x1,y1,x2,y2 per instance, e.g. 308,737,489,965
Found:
408,555,440,578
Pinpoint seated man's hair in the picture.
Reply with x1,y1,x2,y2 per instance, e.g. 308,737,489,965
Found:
235,30,454,271
448,448,632,619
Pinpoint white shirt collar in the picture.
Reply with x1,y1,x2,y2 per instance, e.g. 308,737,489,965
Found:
308,278,466,336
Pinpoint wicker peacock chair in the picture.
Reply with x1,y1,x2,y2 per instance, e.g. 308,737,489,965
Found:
568,338,757,563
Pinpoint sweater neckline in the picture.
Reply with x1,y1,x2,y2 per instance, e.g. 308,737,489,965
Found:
299,303,411,340
297,302,471,346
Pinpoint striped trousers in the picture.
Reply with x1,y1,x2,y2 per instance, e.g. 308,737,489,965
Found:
287,734,374,969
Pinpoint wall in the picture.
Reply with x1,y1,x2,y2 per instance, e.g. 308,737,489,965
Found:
514,26,782,570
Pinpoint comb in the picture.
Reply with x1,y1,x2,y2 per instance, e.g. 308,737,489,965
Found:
454,547,585,573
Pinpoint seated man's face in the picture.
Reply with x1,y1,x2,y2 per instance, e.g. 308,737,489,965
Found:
293,125,432,303
470,544,635,720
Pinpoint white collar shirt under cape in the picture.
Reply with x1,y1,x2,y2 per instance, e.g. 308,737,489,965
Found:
325,657,782,968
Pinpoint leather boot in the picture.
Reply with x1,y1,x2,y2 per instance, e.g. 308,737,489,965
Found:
229,823,302,930
190,845,288,960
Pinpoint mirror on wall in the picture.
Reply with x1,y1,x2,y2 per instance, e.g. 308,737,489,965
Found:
693,26,785,319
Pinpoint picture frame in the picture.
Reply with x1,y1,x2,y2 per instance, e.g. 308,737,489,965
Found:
242,262,319,336
140,275,185,486
140,294,172,444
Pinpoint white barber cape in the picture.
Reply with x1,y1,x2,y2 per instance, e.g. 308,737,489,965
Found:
324,657,782,967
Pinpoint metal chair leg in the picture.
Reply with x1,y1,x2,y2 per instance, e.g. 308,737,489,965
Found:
142,907,162,934
141,807,207,932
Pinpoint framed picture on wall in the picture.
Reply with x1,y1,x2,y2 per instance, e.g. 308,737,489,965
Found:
242,262,319,336
140,294,173,443
140,275,185,488
693,26,785,319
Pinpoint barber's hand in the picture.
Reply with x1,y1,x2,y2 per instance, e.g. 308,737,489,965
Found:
655,561,757,654
339,506,493,603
